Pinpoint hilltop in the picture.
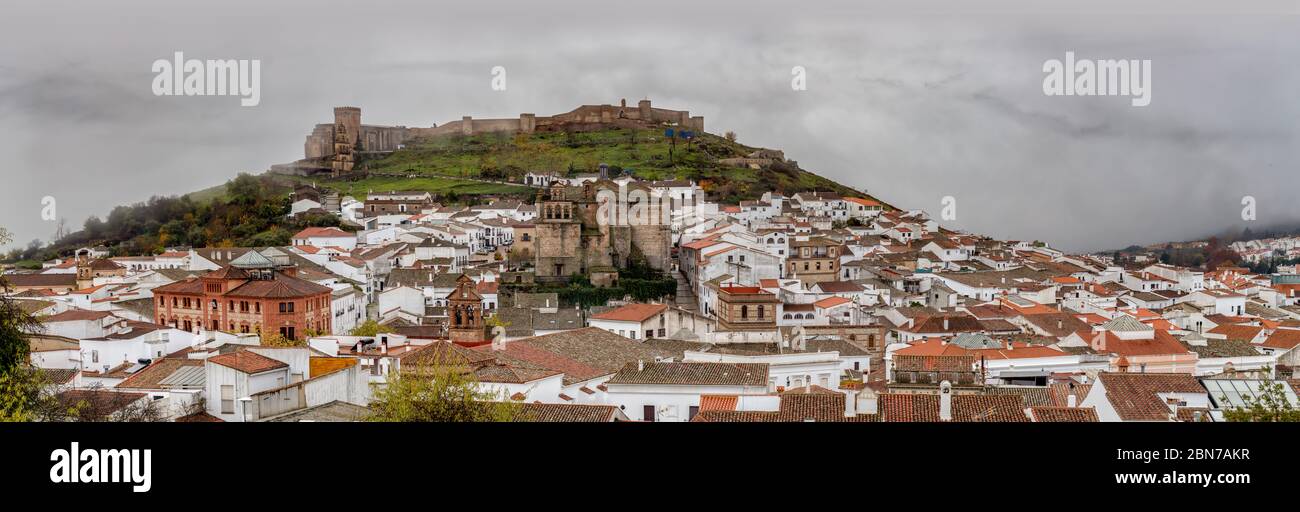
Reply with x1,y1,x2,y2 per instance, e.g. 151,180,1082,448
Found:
276,128,877,206
9,100,888,261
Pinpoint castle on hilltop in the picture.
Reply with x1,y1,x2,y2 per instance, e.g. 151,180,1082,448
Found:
302,99,705,163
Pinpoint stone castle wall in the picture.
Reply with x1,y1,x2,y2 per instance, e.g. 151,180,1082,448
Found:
303,99,703,160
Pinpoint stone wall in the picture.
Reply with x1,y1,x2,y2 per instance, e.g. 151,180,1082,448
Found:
303,99,703,160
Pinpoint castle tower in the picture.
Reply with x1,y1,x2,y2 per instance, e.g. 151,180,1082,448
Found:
74,249,93,289
333,107,361,149
446,275,487,343
638,99,652,121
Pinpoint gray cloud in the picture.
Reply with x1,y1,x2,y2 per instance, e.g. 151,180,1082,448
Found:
0,0,1297,252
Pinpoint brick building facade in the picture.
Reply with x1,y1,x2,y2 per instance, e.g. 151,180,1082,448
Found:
152,257,333,340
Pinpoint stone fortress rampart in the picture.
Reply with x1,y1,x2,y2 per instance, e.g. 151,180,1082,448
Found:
303,99,704,160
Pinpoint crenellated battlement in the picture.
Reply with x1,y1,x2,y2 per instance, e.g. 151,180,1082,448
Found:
302,99,703,163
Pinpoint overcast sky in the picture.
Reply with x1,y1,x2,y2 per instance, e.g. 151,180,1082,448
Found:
1,0,1297,253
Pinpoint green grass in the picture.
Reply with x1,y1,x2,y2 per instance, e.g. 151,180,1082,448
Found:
184,181,232,203
358,128,737,179
261,127,884,207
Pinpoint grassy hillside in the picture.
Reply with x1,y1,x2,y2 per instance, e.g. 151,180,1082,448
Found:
307,127,878,205
12,124,889,261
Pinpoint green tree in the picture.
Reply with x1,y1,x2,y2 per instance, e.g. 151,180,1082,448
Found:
367,354,518,422
260,328,305,347
349,320,394,336
0,227,55,421
1221,381,1300,422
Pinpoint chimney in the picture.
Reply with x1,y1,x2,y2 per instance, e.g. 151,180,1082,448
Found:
844,389,857,417
637,359,644,371
943,317,949,331
939,381,953,421
1057,319,1063,330
1067,393,1077,408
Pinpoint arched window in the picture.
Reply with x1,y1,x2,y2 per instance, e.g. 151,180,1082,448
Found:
741,305,749,319
783,314,792,320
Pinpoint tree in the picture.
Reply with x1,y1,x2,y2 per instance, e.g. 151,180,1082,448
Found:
367,354,519,422
349,320,394,337
52,384,166,422
0,228,41,372
1221,380,1300,422
260,328,304,347
0,368,58,422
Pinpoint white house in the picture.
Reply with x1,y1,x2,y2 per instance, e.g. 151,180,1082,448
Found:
603,361,773,422
291,227,357,250
588,303,670,340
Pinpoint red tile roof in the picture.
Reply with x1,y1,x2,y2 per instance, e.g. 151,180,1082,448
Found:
1263,329,1300,350
1096,372,1205,421
293,227,352,239
208,350,288,374
590,303,667,323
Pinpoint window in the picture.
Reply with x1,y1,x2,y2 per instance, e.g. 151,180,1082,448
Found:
91,350,99,363
220,385,234,414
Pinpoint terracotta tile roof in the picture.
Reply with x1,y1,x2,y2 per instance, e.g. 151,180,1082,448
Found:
778,393,847,421
878,393,939,422
1048,382,1092,407
877,393,1029,422
814,296,852,309
225,273,333,299
512,403,621,422
950,395,1030,422
208,350,288,374
1096,372,1205,421
1030,406,1100,422
589,303,667,323
399,341,497,368
699,394,739,411
175,412,225,422
88,258,124,270
815,281,864,293
1084,329,1194,357
472,327,677,385
899,314,983,334
293,227,351,238
606,362,769,387
1176,407,1213,422
1023,312,1090,338
1262,329,1300,350
40,309,114,322
116,358,204,390
1207,324,1263,342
